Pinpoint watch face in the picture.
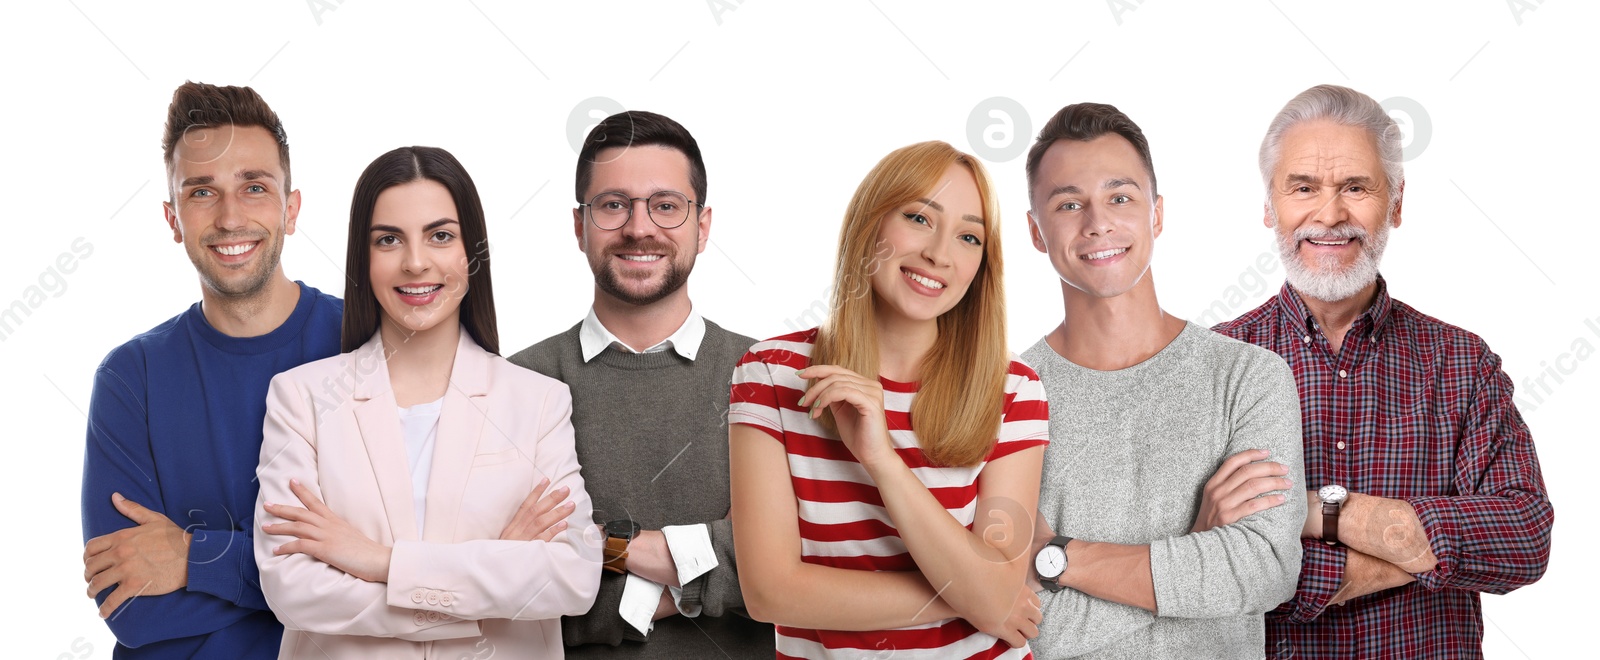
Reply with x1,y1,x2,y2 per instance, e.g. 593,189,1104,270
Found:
1034,545,1066,579
1319,485,1348,504
604,519,641,539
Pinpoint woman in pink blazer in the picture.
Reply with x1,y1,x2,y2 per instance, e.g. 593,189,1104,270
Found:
254,146,601,658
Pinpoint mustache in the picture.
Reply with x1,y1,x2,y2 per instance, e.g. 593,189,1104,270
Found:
201,230,269,245
1292,223,1368,242
606,238,676,255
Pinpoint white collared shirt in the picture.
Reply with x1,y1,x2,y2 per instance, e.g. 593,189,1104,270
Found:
576,306,719,634
578,307,705,363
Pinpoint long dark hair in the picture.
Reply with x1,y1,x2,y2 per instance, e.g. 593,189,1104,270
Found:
341,146,499,355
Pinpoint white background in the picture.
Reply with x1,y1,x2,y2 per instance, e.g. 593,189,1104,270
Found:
2,1,1594,657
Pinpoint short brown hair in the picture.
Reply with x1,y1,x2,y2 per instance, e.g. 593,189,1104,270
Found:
1025,102,1156,206
575,110,706,204
161,81,290,199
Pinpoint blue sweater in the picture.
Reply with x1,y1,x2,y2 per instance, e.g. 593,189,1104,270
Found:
81,282,341,658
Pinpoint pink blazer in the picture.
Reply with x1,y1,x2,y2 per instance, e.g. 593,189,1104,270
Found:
254,328,601,659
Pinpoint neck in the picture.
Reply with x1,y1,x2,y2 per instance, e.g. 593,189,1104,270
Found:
199,271,300,338
873,303,939,382
1296,279,1379,354
592,286,692,352
379,312,461,406
1048,271,1186,371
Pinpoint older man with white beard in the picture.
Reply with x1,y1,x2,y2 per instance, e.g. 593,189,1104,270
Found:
1214,84,1553,659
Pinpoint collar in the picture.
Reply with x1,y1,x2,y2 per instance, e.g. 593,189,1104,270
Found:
1276,274,1395,340
349,324,492,401
579,306,705,363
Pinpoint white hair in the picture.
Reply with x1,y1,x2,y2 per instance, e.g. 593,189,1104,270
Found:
1259,84,1404,216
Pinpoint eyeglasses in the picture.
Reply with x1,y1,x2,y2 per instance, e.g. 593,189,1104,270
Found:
579,191,701,230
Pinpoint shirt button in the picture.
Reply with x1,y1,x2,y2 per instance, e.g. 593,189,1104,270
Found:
1336,441,1346,450
1303,336,1311,344
1338,369,1348,378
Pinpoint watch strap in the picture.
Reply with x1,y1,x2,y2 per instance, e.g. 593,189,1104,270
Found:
1321,501,1342,546
602,535,630,574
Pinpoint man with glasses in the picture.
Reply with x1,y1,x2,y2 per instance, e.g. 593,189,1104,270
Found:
509,110,772,657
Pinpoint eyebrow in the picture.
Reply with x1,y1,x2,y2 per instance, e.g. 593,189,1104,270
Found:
915,198,944,212
1283,173,1378,187
179,169,280,189
1104,178,1140,190
370,218,460,233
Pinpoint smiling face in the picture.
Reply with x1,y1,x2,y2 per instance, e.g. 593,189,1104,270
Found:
368,179,470,336
868,163,988,325
1026,134,1163,299
164,124,299,298
573,144,710,307
1266,119,1400,302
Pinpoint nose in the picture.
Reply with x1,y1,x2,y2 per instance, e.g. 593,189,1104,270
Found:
920,232,953,268
1078,205,1113,239
1309,189,1349,226
401,240,429,275
619,197,662,240
214,191,248,232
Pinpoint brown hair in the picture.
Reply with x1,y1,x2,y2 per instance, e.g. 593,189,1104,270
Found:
342,146,499,355
161,81,291,199
575,110,707,204
1025,102,1156,205
812,141,1008,468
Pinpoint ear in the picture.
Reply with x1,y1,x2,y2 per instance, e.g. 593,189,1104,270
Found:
1151,195,1165,239
1026,211,1048,254
163,200,182,244
283,189,302,235
1262,202,1275,229
1389,180,1405,229
694,206,713,254
573,207,586,251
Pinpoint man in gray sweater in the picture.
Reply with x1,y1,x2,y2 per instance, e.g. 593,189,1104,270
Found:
1019,102,1307,659
509,111,771,658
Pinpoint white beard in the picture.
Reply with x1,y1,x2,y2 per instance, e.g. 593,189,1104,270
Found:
1272,210,1391,303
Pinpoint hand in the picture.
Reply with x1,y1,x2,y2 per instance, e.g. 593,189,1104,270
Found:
796,365,893,468
986,584,1042,648
499,477,573,542
626,530,681,587
1192,449,1291,533
263,479,393,583
83,493,191,618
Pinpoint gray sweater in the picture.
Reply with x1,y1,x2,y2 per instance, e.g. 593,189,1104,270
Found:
1022,322,1306,660
508,319,774,659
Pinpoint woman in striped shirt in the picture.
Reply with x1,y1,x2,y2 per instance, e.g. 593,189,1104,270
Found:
730,141,1050,659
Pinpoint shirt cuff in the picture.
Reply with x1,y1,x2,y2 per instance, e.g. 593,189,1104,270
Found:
1285,540,1347,623
667,585,700,618
661,523,719,587
619,573,664,636
185,529,243,604
1404,495,1460,590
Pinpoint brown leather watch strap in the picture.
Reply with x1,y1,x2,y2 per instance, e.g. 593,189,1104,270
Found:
1322,501,1341,546
602,535,630,574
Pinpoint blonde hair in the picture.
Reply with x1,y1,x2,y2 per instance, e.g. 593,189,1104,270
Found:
812,141,1009,468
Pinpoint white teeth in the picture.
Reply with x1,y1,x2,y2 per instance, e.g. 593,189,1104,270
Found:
1084,248,1127,260
1307,238,1352,246
399,285,442,295
619,254,663,262
212,242,257,256
905,270,944,289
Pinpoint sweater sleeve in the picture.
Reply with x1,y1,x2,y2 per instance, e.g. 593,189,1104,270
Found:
1147,354,1306,618
82,350,264,648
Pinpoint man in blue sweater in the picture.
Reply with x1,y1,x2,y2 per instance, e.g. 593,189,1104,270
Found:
80,82,342,658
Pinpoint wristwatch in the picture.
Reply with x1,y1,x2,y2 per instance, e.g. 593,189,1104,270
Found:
602,519,641,574
1318,485,1348,546
1034,535,1072,593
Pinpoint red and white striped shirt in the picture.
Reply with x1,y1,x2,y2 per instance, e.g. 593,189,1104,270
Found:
729,329,1050,660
